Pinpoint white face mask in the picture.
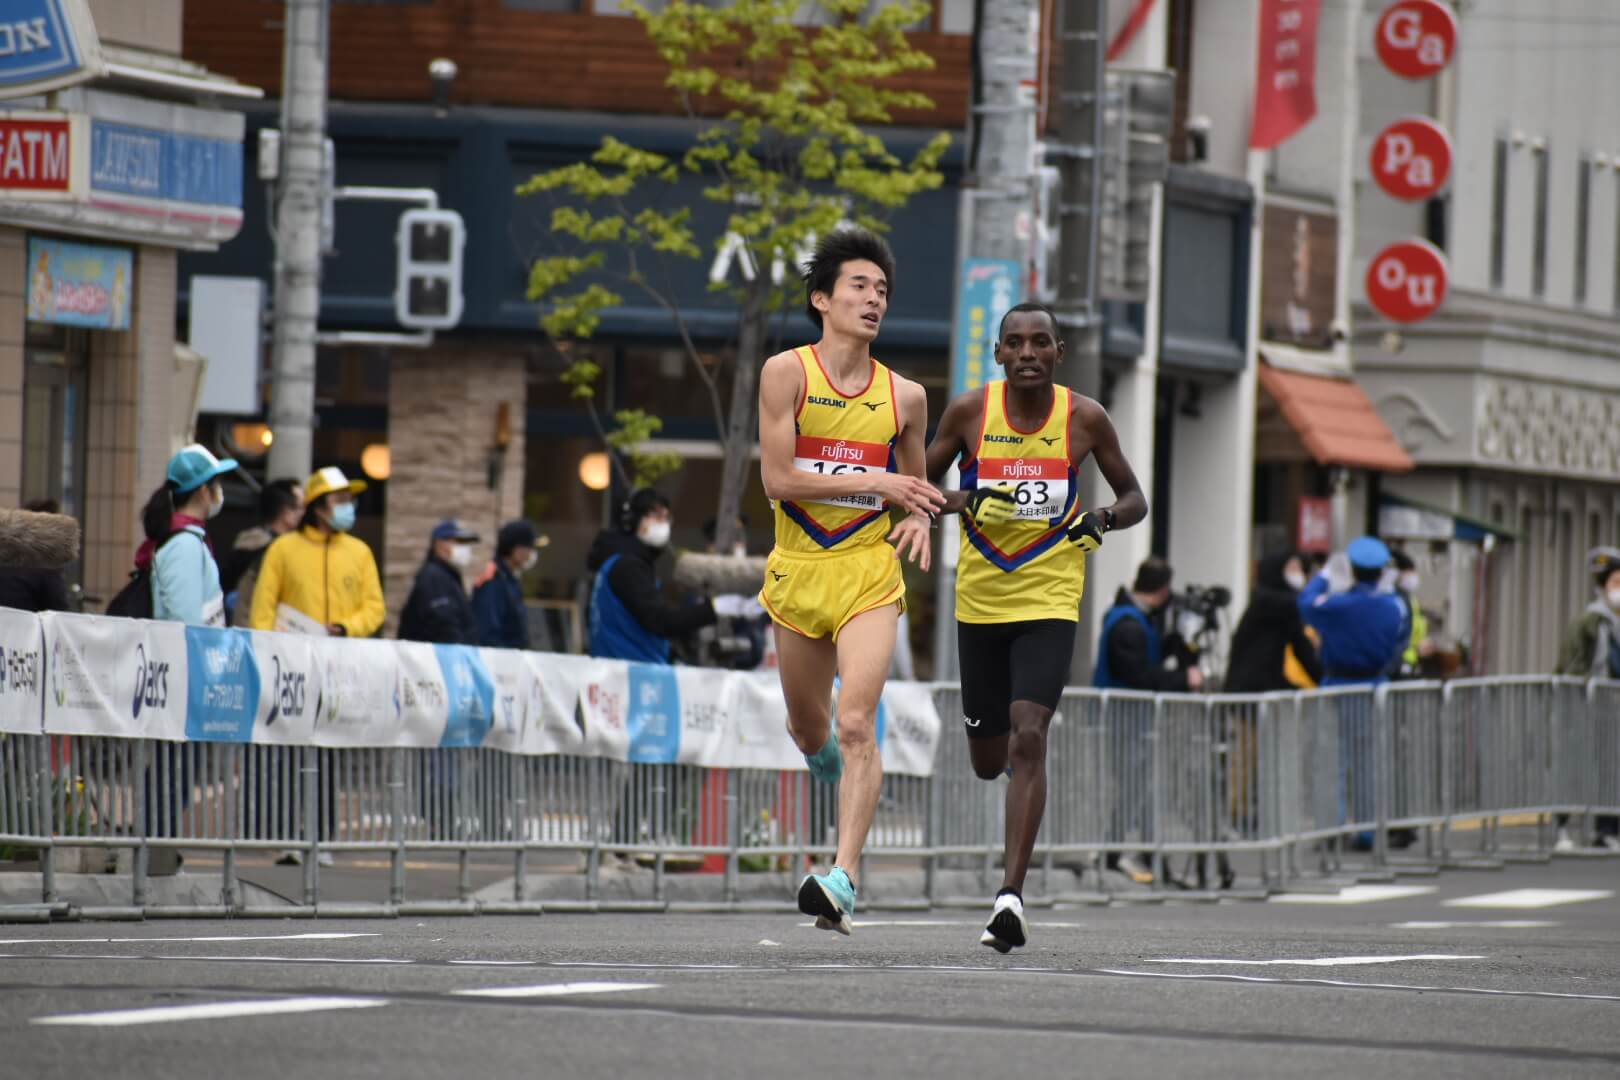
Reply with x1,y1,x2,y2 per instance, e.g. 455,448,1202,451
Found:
1283,570,1306,591
449,543,473,568
206,486,225,520
520,551,539,573
1608,588,1620,612
639,520,671,548
1400,572,1420,593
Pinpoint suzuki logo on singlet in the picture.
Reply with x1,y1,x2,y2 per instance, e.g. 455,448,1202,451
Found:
822,441,863,462
1006,459,1043,478
982,433,1022,445
806,395,846,409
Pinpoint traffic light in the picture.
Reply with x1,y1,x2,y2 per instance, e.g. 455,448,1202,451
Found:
395,208,465,330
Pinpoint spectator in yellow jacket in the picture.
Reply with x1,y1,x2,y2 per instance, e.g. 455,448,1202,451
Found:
249,466,385,638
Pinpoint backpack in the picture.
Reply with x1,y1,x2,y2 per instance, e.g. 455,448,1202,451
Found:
105,531,185,620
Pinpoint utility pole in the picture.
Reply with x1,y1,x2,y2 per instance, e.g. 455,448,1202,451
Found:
266,0,330,483
933,0,1044,681
1052,0,1107,681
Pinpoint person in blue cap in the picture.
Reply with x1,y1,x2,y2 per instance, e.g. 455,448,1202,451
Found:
398,518,481,645
1297,536,1409,686
136,443,239,626
1298,535,1409,848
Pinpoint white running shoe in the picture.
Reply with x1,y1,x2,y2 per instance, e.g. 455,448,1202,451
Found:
1554,828,1576,853
979,892,1028,953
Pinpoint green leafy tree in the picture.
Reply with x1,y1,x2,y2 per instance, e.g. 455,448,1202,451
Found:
519,0,949,549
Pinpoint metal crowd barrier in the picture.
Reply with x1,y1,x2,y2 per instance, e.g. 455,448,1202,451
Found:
1,676,1616,919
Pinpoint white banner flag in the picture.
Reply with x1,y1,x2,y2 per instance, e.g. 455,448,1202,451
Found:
311,636,401,747
41,612,187,740
0,608,44,734
247,629,318,745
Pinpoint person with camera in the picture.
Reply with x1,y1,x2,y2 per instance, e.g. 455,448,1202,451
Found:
586,488,717,663
926,300,1148,952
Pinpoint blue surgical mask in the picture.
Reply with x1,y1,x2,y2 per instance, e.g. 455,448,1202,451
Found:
328,502,356,533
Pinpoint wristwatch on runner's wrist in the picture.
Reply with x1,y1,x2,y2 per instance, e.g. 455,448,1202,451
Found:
1099,508,1116,533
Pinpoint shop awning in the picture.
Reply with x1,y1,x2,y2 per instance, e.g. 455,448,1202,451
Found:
1257,360,1414,473
1378,494,1518,544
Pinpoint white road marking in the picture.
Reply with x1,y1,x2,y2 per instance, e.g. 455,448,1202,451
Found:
1269,885,1438,905
1443,888,1615,909
449,960,535,967
794,920,1083,929
560,961,742,970
1391,921,1557,929
31,996,390,1027
1098,968,1620,1002
0,933,379,946
1144,955,1485,967
758,940,781,946
453,982,660,999
44,953,416,966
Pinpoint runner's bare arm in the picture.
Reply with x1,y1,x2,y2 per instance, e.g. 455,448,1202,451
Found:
925,390,981,514
1073,396,1148,530
887,375,937,568
758,351,944,517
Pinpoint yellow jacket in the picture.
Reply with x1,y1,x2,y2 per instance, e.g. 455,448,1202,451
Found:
249,525,386,638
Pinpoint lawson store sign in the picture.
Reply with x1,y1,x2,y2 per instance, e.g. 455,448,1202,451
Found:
0,0,105,99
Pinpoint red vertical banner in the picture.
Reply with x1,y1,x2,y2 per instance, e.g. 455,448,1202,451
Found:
1250,0,1322,150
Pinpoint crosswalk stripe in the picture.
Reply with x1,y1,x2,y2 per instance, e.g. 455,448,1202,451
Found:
1143,955,1484,967
452,982,661,999
1269,884,1437,905
31,997,389,1027
1391,921,1557,929
1443,888,1614,909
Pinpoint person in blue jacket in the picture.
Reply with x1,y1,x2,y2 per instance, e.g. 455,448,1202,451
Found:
472,519,539,650
142,444,239,627
585,488,715,663
1298,535,1409,848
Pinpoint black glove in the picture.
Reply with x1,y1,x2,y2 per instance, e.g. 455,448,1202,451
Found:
1066,511,1106,554
965,484,1018,527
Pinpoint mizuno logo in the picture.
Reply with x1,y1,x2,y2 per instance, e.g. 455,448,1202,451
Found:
983,434,1022,445
771,571,788,582
1040,436,1061,446
807,395,846,409
862,401,887,412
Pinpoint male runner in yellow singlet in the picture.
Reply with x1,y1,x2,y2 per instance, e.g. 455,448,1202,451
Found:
758,228,945,935
927,301,1147,952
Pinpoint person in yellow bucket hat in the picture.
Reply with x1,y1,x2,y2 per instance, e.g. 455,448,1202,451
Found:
249,466,385,639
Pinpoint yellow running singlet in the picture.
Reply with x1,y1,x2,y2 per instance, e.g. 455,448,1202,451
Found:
956,381,1086,624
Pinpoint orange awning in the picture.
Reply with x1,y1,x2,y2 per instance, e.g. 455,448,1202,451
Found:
1257,360,1414,473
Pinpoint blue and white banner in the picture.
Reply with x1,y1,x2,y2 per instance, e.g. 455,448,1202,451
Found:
0,608,45,734
29,614,943,775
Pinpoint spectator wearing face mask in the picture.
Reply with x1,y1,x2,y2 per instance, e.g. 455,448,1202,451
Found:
398,519,481,645
1225,551,1322,693
249,466,384,638
1553,547,1620,851
143,444,239,626
472,519,540,650
586,488,716,663
1390,549,1434,678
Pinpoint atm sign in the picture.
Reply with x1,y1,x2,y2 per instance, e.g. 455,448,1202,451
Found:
0,115,72,193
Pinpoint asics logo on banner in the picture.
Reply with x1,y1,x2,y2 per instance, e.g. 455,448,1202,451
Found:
861,401,886,412
807,395,846,409
266,655,308,726
1039,436,1061,447
131,643,170,719
982,433,1022,445
0,644,41,696
1006,459,1043,478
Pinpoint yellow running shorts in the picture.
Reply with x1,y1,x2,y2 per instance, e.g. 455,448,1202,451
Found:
758,541,906,642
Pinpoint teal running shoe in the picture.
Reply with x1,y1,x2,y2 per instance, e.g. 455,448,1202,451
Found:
798,865,857,936
804,730,843,785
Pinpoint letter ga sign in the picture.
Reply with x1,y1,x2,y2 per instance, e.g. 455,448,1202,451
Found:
1376,0,1457,80
1366,239,1447,324
1370,116,1452,201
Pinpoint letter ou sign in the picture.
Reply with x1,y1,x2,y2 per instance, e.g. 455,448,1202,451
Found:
1376,0,1457,80
1365,240,1448,324
1371,117,1453,201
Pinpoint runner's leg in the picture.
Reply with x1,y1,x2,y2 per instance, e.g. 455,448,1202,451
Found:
1001,700,1053,894
774,622,838,756
830,602,900,881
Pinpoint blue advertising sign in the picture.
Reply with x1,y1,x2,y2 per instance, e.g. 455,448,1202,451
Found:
25,236,131,329
626,664,681,764
950,258,1023,399
0,0,101,98
89,120,243,209
184,627,261,742
435,645,495,748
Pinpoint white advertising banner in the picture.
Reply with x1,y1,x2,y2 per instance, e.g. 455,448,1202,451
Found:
246,629,318,745
726,672,800,772
0,608,44,734
41,612,187,740
571,656,631,762
394,641,452,748
311,636,401,747
524,651,590,757
878,681,942,778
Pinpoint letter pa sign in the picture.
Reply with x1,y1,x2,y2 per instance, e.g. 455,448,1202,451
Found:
1370,117,1452,201
1365,239,1448,324
1376,0,1457,80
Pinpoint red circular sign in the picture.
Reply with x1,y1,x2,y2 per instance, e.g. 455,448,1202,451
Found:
1376,0,1458,80
1370,117,1453,201
1366,239,1449,323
